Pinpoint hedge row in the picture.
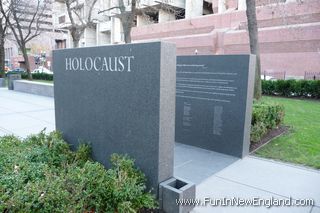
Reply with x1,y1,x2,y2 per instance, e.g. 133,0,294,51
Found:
0,132,156,212
251,102,285,143
22,72,53,81
262,80,320,99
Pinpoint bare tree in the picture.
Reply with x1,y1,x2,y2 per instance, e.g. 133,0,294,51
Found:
99,0,180,44
246,0,262,100
0,1,9,78
0,0,49,80
117,0,136,43
98,0,137,43
65,0,98,47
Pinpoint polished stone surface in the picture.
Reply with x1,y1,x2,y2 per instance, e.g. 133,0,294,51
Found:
53,42,176,194
175,55,256,158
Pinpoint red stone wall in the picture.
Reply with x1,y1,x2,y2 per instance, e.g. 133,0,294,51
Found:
132,0,320,78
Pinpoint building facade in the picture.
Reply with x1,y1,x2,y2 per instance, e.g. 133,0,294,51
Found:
132,0,320,79
53,0,320,78
4,0,68,71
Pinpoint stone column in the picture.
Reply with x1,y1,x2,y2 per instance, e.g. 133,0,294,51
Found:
111,17,122,44
218,0,227,13
137,15,149,27
212,0,219,13
238,0,246,10
158,9,176,23
67,31,73,48
185,0,203,19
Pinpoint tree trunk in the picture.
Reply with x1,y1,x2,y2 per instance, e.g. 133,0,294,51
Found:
73,39,80,48
246,0,261,100
70,28,83,48
21,44,32,80
0,36,5,78
0,16,5,78
122,22,132,43
119,0,136,44
254,55,261,98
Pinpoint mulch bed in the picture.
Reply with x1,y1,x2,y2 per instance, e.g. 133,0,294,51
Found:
250,125,289,153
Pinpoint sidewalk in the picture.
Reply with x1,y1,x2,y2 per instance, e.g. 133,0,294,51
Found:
1,88,319,213
192,156,320,213
0,88,54,137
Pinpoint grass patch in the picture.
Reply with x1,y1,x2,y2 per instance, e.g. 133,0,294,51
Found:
255,96,320,169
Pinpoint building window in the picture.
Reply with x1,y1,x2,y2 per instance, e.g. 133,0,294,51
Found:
58,15,66,24
147,11,159,23
203,1,213,15
5,47,13,59
175,8,185,20
55,39,67,49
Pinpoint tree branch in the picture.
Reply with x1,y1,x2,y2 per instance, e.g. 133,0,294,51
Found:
66,0,76,26
98,6,121,14
87,0,98,24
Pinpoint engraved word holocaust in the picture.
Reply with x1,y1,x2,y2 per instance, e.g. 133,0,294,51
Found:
65,56,135,72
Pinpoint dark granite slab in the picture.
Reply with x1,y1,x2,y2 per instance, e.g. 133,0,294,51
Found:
53,42,176,194
175,55,256,158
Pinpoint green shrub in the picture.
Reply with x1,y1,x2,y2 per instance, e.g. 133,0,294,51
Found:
0,131,157,212
105,154,157,213
22,72,53,81
262,80,320,99
250,122,267,143
250,102,285,143
261,80,275,95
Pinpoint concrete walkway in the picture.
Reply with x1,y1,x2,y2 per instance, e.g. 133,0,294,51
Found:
0,88,319,213
0,88,55,137
192,156,320,213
